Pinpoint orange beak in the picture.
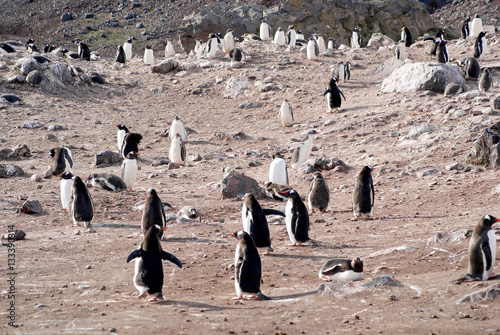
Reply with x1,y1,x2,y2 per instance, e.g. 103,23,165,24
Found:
228,233,235,237
162,227,167,231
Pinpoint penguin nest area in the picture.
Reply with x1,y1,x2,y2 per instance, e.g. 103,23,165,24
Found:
1,32,500,334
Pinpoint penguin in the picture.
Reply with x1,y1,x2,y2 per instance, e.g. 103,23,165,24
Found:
242,33,262,42
353,166,375,220
290,130,318,170
58,171,74,212
307,171,329,213
327,37,337,50
401,27,413,47
318,257,363,282
90,51,100,61
470,15,483,38
1,94,22,104
177,206,201,220
77,42,91,60
141,188,167,237
123,38,133,61
86,173,127,192
424,30,446,57
223,29,235,54
69,176,94,228
69,65,84,77
463,57,480,80
395,40,406,60
144,45,154,65
344,61,351,82
169,133,186,165
324,77,346,113
479,68,492,93
49,147,73,176
229,48,243,62
169,116,187,142
461,16,471,39
43,44,57,53
133,200,173,213
278,99,294,127
27,43,40,53
274,27,285,46
286,25,296,48
316,34,327,53
269,152,289,186
115,45,126,63
260,19,271,41
230,230,271,300
295,30,307,46
116,124,129,152
126,225,182,301
33,55,51,64
351,28,361,49
281,189,310,246
473,31,487,60
436,40,449,64
332,62,346,84
121,151,139,190
206,34,219,59
0,43,16,53
59,48,79,59
121,132,142,158
263,181,291,201
296,30,305,41
164,40,176,58
306,37,319,61
242,193,285,254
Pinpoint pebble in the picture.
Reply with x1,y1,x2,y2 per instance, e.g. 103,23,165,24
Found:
77,285,91,290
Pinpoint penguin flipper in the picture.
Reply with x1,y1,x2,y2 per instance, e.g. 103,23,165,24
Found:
339,89,346,101
126,249,142,263
96,178,113,191
323,89,331,97
161,251,182,269
263,209,286,217
321,264,343,276
481,240,493,271
423,37,436,42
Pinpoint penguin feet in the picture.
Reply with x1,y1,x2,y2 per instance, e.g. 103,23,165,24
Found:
148,294,165,301
321,276,331,282
231,296,243,300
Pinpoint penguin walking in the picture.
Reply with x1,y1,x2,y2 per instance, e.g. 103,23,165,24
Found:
115,45,126,63
306,37,319,61
169,116,187,142
278,99,294,127
230,230,270,300
274,27,285,46
351,28,361,49
69,176,94,228
242,193,285,254
260,19,271,41
165,40,175,58
436,40,449,64
316,34,327,53
86,173,127,192
116,124,129,152
263,182,291,201
77,42,91,60
461,17,471,39
324,77,346,113
318,257,363,282
401,27,413,47
290,130,318,170
473,31,487,60
141,188,167,237
327,37,337,50
206,34,219,59
281,189,310,246
121,151,139,190
121,132,142,158
144,45,154,65
123,38,133,61
353,166,374,220
307,172,329,213
269,152,288,186
332,62,348,85
479,68,492,93
463,57,480,80
126,225,182,301
223,29,235,54
59,171,74,212
395,40,406,60
49,147,73,176
229,48,244,62
286,25,296,49
169,133,186,165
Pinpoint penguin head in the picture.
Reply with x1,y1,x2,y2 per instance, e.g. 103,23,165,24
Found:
26,38,35,45
126,151,139,159
145,44,152,49
313,171,324,179
277,27,283,31
226,28,234,33
361,166,373,175
127,38,133,43
59,171,73,179
118,45,123,51
174,115,181,121
72,175,85,186
146,188,158,197
86,173,97,181
49,148,56,157
116,124,129,131
482,215,500,226
351,257,363,272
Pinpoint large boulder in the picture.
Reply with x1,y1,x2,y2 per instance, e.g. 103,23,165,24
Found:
466,125,500,167
381,62,466,93
366,33,395,48
220,170,264,199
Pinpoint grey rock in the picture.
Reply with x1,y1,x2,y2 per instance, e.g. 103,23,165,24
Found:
95,151,123,167
17,200,42,214
77,285,91,290
456,283,500,304
192,88,202,95
26,70,43,86
223,76,252,99
368,56,404,78
0,164,24,177
489,143,500,169
445,162,464,171
136,23,144,29
407,123,438,139
492,184,500,195
22,121,42,129
491,96,500,111
85,13,95,19
8,143,31,158
43,134,57,141
362,274,403,288
428,229,472,244
61,13,74,22
43,165,53,178
466,128,499,166
220,170,264,199
366,33,395,48
189,153,202,162
40,69,66,93
15,57,39,75
245,102,262,109
31,174,42,182
151,59,178,74
48,124,66,131
444,83,462,97
7,74,25,84
2,229,26,240
416,168,438,178
124,13,135,19
248,160,261,167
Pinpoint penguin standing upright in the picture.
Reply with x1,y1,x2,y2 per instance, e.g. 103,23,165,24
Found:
86,173,127,192
306,37,319,61
121,132,142,158
274,27,285,46
77,42,90,60
206,34,219,59
463,57,481,80
116,124,129,152
295,30,306,46
241,193,285,254
169,116,187,142
317,34,327,53
165,40,175,58
401,27,413,47
169,133,186,165
126,225,182,301
229,48,243,62
144,45,154,65
324,77,346,113
121,151,139,190
353,166,374,220
307,171,330,213
291,130,318,170
278,99,294,127
69,176,94,228
223,29,235,54
461,17,471,39
436,40,448,63
479,68,493,93
269,152,288,186
141,188,167,237
327,37,337,50
59,171,74,212
230,230,270,300
286,25,296,49
281,189,310,246
123,38,133,61
260,19,271,41
470,15,483,38
333,62,346,84
424,30,445,57
395,40,406,60
474,31,487,59
49,147,73,176
318,257,363,282
115,45,126,63
351,28,361,49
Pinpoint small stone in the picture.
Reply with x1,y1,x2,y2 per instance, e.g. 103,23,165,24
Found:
22,121,42,129
31,174,42,182
17,200,42,214
43,134,57,141
245,102,262,109
35,304,47,308
109,328,117,333
61,12,73,22
48,124,66,131
43,165,53,178
86,265,92,269
77,285,91,290
491,96,500,110
192,88,202,95
445,163,464,171
84,13,95,19
248,160,261,167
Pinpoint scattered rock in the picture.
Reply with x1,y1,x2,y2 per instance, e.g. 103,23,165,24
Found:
0,164,24,177
428,229,472,244
220,170,264,199
416,169,438,178
407,123,438,139
444,83,462,97
48,124,66,131
466,127,500,166
367,245,415,258
491,96,500,111
22,121,42,129
445,163,464,171
9,143,31,158
17,200,42,214
245,102,262,109
26,70,43,86
456,283,500,304
151,59,178,74
61,12,74,22
224,76,252,99
95,151,123,167
15,57,39,75
366,33,395,48
30,174,42,182
362,274,404,288
2,229,26,240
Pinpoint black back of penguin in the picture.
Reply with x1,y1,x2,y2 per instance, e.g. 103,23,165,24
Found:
353,166,374,215
243,193,271,249
467,215,499,279
142,188,166,237
115,45,126,63
229,48,243,62
324,77,345,109
437,40,448,63
233,231,266,296
50,147,72,176
71,176,93,222
473,31,486,59
78,42,91,60
285,190,310,243
122,132,142,157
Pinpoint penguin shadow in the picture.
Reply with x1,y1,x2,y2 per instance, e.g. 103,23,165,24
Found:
267,288,322,301
0,199,22,211
344,104,382,112
92,223,140,230
185,140,219,146
166,237,227,244
266,253,332,261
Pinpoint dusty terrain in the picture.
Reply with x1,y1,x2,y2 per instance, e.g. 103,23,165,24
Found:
1,34,500,334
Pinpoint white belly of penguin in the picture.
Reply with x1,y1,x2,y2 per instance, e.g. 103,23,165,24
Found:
306,42,316,60
169,140,184,165
117,130,126,152
242,205,252,234
170,122,187,141
234,245,243,296
122,160,137,188
134,257,149,295
280,105,293,127
293,140,313,169
483,230,497,280
60,179,73,210
269,159,287,185
285,200,297,244
323,270,363,282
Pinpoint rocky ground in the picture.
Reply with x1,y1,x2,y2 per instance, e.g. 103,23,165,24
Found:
1,23,500,335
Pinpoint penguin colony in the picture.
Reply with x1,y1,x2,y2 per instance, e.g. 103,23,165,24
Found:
4,12,498,307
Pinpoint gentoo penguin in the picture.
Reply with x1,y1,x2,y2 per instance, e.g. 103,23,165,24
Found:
269,152,288,186
169,116,187,142
316,34,327,53
123,38,133,61
318,257,363,282
49,147,73,176
424,30,445,56
465,215,500,281
463,57,480,80
165,40,175,58
223,29,235,54
169,133,186,165
58,171,74,212
473,31,487,60
260,19,271,41
27,43,39,53
470,15,483,38
286,25,296,48
229,48,244,62
436,40,449,64
121,151,139,190
479,68,492,93
116,124,129,152
401,27,413,47
60,48,79,59
274,27,285,46
177,206,201,220
290,130,318,170
144,45,154,65
263,181,291,201
327,37,337,50
295,30,306,46
353,166,375,220
206,34,219,59
278,99,294,127
90,51,100,61
86,173,127,192
126,225,182,301
333,61,348,85
141,188,167,237
115,45,126,63
395,40,406,60
351,28,361,49
281,189,310,246
43,44,57,53
77,42,91,60
461,17,471,39
33,55,51,64
69,176,94,228
121,132,142,158
0,43,16,53
307,171,330,213
324,77,346,113
230,230,270,300
242,33,262,42
306,37,319,61
242,193,285,254
0,94,22,104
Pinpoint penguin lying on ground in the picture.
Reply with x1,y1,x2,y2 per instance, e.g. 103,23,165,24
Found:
319,257,363,282
262,181,291,201
86,173,127,192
